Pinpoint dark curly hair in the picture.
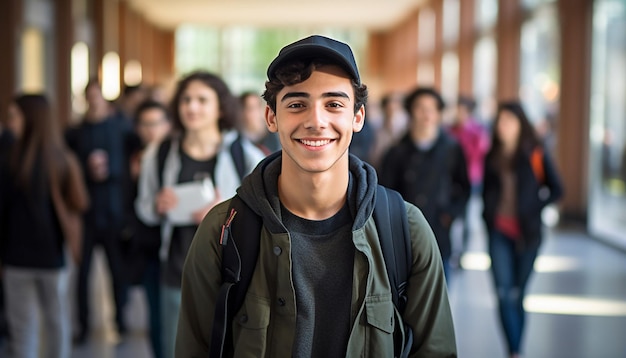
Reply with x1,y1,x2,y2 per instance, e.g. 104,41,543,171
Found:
403,87,445,114
262,58,368,114
491,101,541,156
170,71,238,133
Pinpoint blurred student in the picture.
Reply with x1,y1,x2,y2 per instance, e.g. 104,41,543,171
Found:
370,92,408,169
65,79,132,344
447,95,490,266
116,84,147,124
135,71,265,358
448,95,490,193
238,91,280,154
482,101,563,358
379,87,470,281
0,94,89,358
122,100,172,358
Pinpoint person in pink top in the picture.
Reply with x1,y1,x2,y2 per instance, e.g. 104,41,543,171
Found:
448,96,490,192
447,95,490,268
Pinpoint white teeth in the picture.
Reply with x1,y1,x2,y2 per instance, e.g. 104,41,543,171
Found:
300,139,331,147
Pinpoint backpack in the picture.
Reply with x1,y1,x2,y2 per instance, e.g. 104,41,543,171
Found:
210,185,413,358
530,147,545,184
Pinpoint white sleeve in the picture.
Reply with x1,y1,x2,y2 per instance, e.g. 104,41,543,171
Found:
135,143,162,226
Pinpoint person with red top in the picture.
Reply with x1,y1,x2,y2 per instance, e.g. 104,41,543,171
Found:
482,101,563,358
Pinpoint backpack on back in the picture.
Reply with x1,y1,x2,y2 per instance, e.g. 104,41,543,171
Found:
210,185,413,358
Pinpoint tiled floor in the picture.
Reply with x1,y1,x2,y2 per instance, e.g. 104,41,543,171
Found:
2,200,625,358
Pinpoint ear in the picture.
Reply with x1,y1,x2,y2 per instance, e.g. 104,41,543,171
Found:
352,104,365,133
265,105,278,133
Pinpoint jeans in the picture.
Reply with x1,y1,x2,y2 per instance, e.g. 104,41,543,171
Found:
161,285,182,358
488,230,539,355
3,266,70,358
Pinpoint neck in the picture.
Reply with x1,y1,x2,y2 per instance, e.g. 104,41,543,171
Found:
183,126,222,160
278,156,349,220
411,126,438,143
502,140,517,156
85,106,110,123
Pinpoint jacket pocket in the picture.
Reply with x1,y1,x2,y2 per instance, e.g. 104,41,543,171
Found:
365,296,395,334
232,294,270,357
363,295,395,358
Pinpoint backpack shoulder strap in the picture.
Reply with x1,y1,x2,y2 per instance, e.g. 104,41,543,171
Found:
156,138,172,187
373,185,412,312
230,135,247,181
210,194,262,358
374,185,413,358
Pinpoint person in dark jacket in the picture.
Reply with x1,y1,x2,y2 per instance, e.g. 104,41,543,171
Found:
0,94,89,358
65,79,133,344
482,101,563,358
379,87,470,281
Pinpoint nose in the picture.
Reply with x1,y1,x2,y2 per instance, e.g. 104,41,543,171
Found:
304,104,328,130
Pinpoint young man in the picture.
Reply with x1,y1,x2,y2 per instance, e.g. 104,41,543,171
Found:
65,79,132,344
176,35,457,357
379,87,471,281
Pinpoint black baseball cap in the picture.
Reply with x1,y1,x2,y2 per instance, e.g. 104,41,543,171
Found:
267,35,361,85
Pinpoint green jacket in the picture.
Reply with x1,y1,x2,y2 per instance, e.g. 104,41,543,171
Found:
176,153,457,357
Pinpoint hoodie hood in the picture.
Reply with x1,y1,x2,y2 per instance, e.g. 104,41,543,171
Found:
237,151,378,234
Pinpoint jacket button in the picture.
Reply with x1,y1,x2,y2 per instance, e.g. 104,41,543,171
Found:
273,246,282,256
239,314,248,323
277,298,286,306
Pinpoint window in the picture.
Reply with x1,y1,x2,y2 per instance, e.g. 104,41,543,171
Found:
588,0,626,249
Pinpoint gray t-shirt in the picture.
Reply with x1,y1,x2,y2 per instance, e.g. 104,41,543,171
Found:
282,203,355,358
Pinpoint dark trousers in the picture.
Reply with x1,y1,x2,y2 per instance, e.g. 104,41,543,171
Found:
77,227,128,336
488,230,539,354
142,258,162,358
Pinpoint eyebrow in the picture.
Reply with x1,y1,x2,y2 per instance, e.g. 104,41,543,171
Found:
280,91,350,103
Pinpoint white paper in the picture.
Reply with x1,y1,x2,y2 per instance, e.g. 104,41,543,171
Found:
167,178,215,225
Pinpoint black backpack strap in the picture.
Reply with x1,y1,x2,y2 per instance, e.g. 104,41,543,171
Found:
373,185,413,358
210,195,262,358
374,185,411,311
156,138,171,187
230,135,247,181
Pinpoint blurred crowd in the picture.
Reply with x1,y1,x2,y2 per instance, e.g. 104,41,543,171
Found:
0,70,562,358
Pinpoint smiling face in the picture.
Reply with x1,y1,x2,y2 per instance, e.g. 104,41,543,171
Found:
266,65,364,175
178,80,221,132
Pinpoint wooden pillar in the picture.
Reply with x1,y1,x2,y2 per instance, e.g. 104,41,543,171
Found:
557,0,594,220
55,0,73,127
91,0,104,79
433,0,444,89
458,0,476,96
496,0,522,100
0,0,22,125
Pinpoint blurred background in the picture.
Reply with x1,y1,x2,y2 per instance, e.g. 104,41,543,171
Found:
0,0,625,357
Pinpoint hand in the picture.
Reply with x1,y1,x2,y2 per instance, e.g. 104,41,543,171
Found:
191,190,221,224
87,149,109,182
155,187,178,215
